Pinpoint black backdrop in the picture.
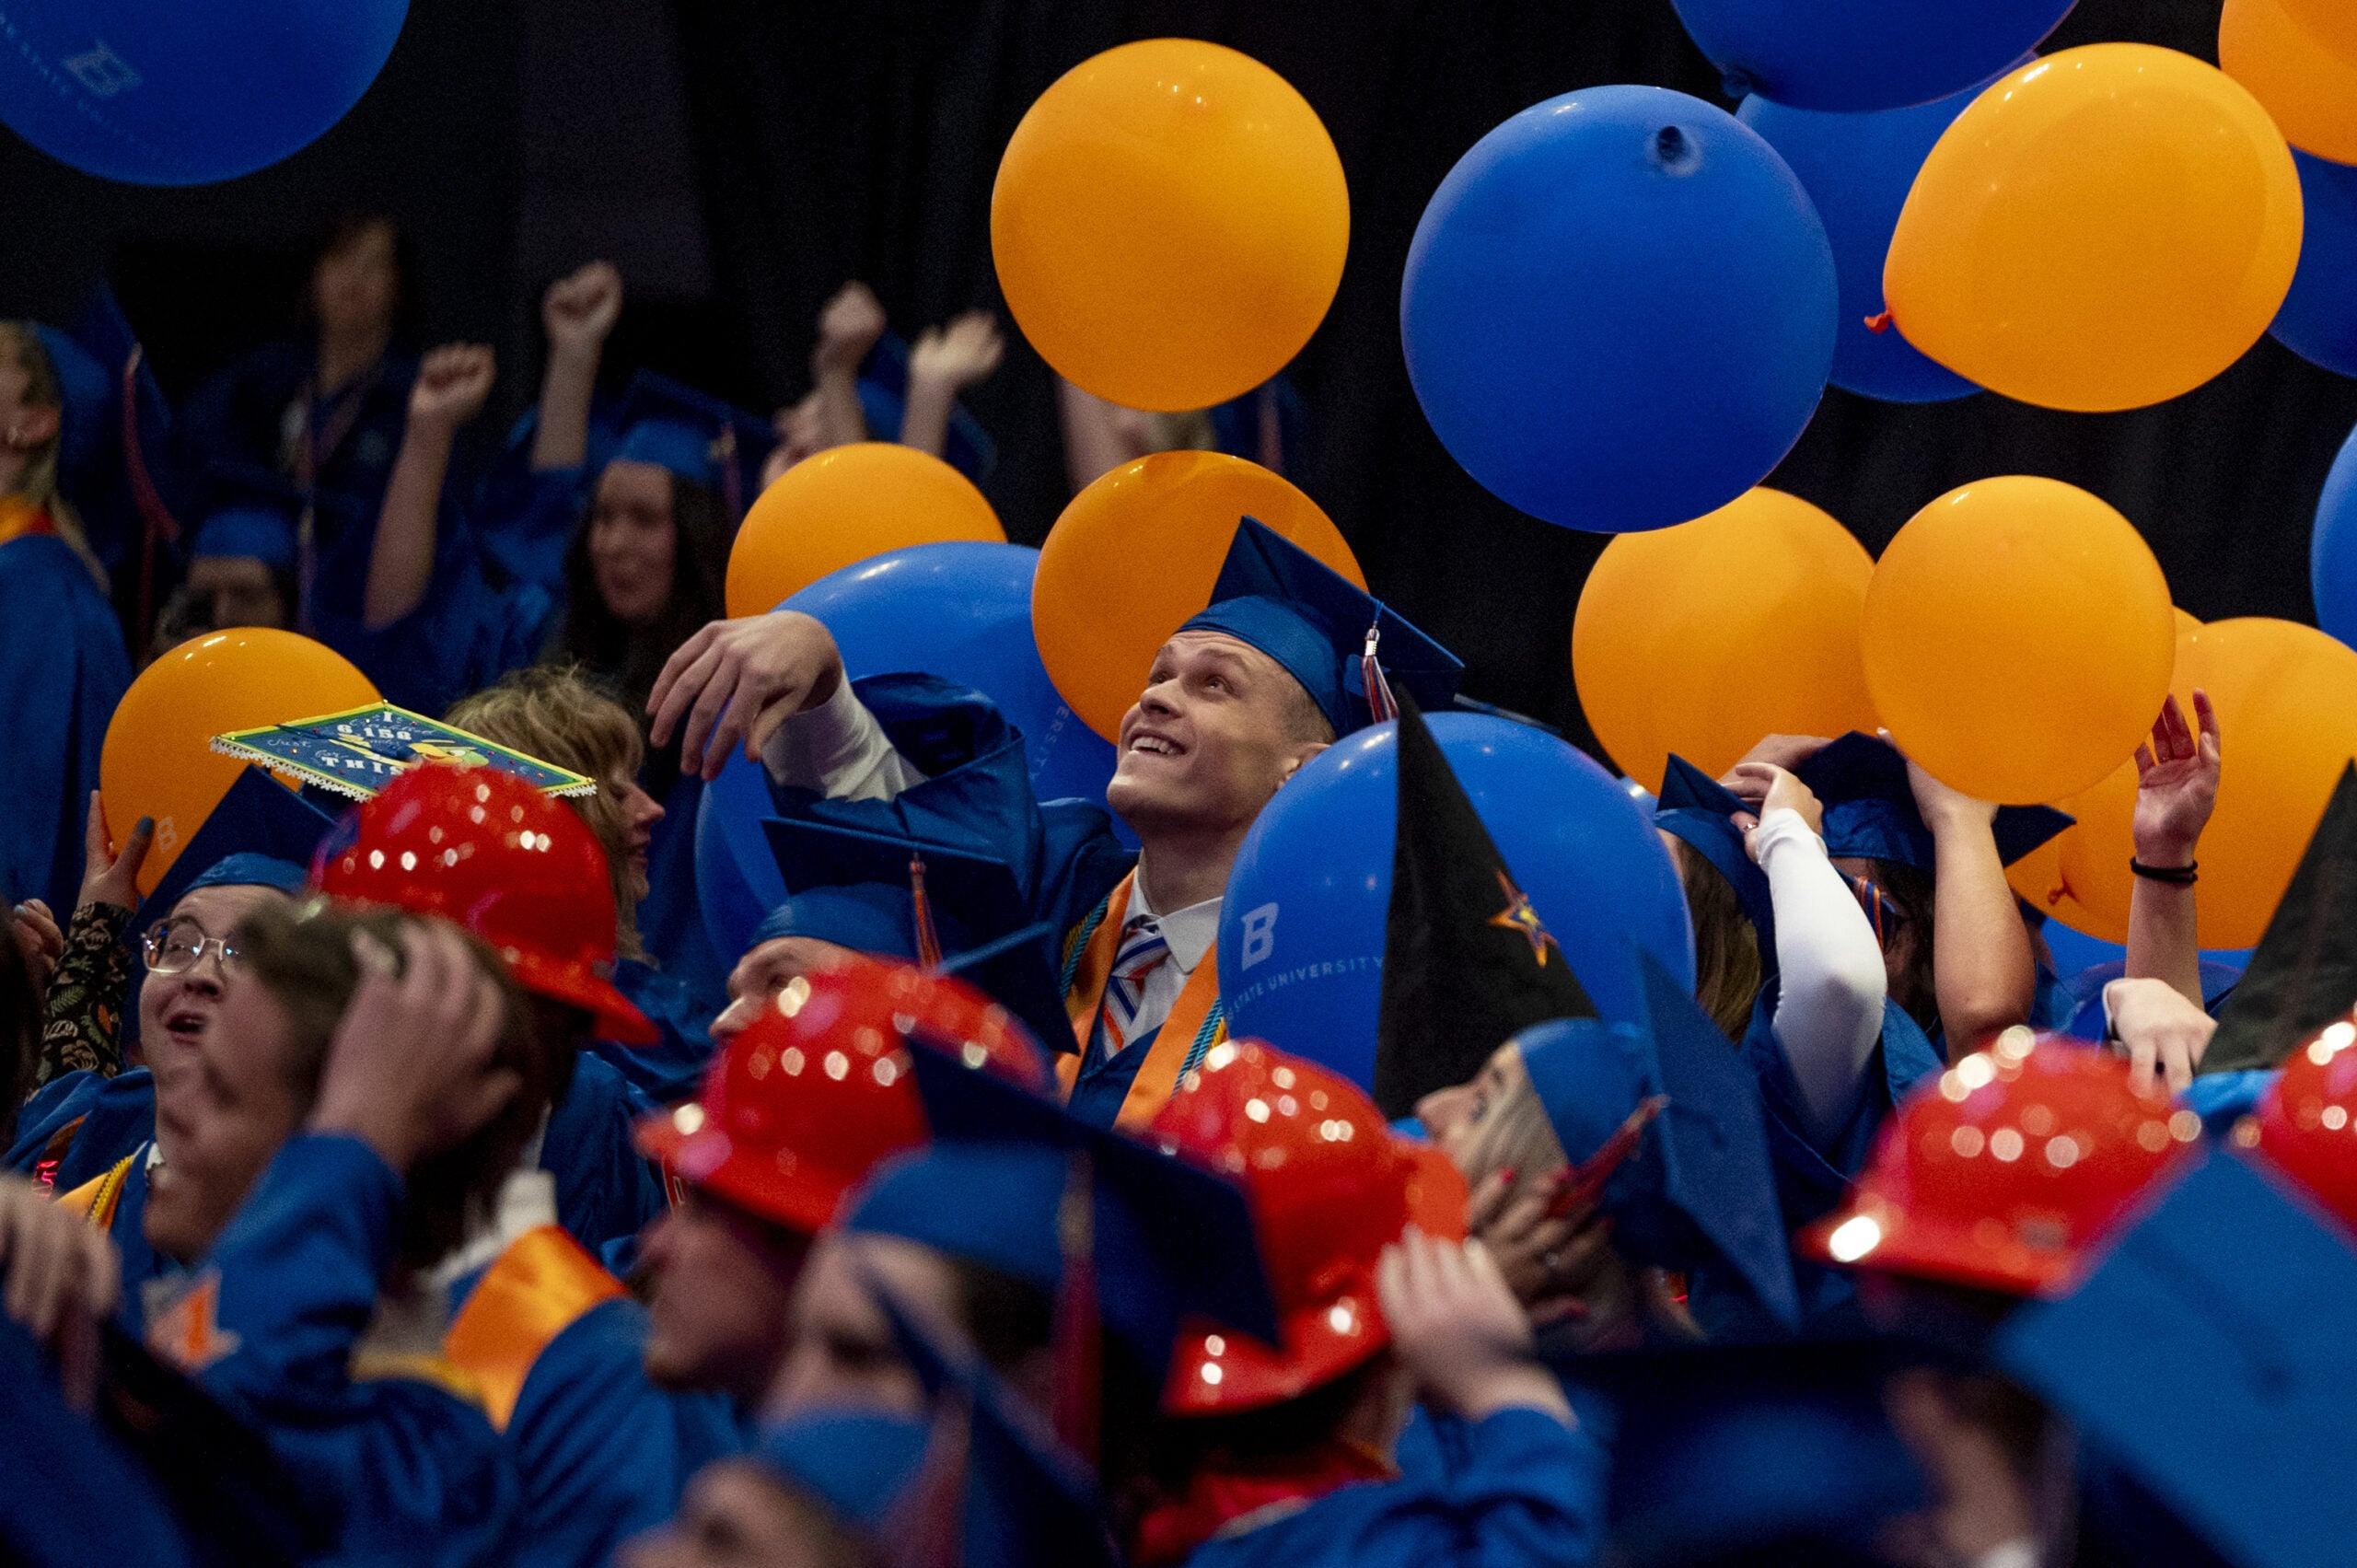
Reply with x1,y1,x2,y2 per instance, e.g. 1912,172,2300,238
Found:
6,0,2353,756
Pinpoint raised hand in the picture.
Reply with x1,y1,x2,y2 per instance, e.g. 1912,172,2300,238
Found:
10,899,60,996
408,343,496,433
1883,727,1996,834
2132,691,2220,868
1378,1226,1575,1425
645,611,845,781
1725,761,1824,848
78,792,154,913
910,311,1005,392
1464,1166,1607,1317
541,261,623,355
812,282,888,380
1724,734,1832,781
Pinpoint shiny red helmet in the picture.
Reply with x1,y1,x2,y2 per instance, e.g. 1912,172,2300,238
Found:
634,954,1050,1234
2251,1014,2357,1234
1799,1032,2200,1296
1148,1040,1467,1415
313,762,656,1044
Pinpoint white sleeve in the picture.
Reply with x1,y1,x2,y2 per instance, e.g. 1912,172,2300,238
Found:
1757,807,1890,1144
759,677,927,802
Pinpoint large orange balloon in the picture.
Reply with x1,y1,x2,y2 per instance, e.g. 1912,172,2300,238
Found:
99,629,378,896
726,444,1004,618
2222,0,2357,165
1573,488,1877,793
1886,45,2305,412
2006,836,2129,945
2270,0,2357,63
991,40,1349,412
1033,451,1361,741
1862,477,2174,807
2057,618,2357,951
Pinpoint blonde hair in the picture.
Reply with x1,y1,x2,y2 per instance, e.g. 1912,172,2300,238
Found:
1457,1043,1571,1194
447,665,648,960
0,323,104,588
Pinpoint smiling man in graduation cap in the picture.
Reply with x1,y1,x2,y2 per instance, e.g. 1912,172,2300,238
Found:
648,517,1461,1130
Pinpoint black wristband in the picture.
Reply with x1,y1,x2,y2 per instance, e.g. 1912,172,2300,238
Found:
2130,858,2198,886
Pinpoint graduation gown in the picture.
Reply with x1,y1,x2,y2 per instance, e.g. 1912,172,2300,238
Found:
441,1227,749,1568
0,1314,201,1568
146,1133,521,1568
7,1065,157,1187
0,530,132,916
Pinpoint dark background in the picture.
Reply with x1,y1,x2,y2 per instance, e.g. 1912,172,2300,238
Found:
5,0,2351,754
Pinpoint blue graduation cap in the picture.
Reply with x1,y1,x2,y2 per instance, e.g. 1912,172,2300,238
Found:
187,462,300,572
1178,517,1463,737
610,370,775,521
938,920,1077,1069
1655,753,1776,953
1996,1149,2357,1568
1561,1335,1933,1566
855,333,998,482
1517,945,1800,1330
129,767,337,939
864,1034,1281,1379
1794,732,2073,869
751,1410,929,1536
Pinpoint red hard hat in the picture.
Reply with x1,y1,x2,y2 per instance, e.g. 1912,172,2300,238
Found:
1148,1040,1468,1416
634,955,1050,1235
2252,1015,2357,1234
312,763,656,1045
1798,1033,2200,1296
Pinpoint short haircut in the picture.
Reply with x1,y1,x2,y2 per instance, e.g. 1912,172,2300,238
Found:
1276,671,1338,749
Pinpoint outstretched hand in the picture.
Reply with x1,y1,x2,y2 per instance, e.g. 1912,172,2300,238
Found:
408,343,496,432
1882,728,1996,834
78,792,153,913
645,612,845,781
910,311,1004,391
542,261,623,354
2132,691,2219,867
813,282,888,379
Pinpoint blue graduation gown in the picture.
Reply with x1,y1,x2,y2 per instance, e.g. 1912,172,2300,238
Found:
1178,1409,1608,1568
636,770,734,1039
152,1133,520,1568
7,1066,157,1187
2178,1069,2277,1137
0,532,131,916
542,1051,668,1272
599,956,720,1107
0,1314,200,1568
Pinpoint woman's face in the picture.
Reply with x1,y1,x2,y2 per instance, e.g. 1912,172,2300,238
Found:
0,347,58,454
605,761,665,896
1415,1041,1526,1189
312,221,400,343
145,976,308,1261
590,460,679,629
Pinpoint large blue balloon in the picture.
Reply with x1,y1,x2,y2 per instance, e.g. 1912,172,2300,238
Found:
1673,0,2073,112
701,541,1121,962
0,2,409,186
1739,86,1985,404
2313,421,2357,650
1402,86,1837,534
1218,714,1695,1095
2272,151,2357,382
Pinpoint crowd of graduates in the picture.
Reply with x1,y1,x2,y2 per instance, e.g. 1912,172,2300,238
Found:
0,213,2351,1568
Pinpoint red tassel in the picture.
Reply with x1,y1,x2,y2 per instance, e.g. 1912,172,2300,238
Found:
1863,310,1894,334
1361,623,1399,726
909,852,945,971
1049,1151,1102,1466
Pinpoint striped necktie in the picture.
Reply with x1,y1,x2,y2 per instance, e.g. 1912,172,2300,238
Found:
1099,914,1171,1059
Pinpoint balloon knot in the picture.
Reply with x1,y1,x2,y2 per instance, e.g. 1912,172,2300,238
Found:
1720,68,1756,102
1864,311,1894,335
1648,125,1695,171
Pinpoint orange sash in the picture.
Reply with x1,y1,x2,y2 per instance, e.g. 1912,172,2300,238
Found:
1055,871,1226,1132
0,496,53,550
59,1153,136,1229
442,1225,626,1431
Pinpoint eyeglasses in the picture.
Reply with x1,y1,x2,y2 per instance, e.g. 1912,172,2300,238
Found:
141,918,245,977
1848,875,1913,951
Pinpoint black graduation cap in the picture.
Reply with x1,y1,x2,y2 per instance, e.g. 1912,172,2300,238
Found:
1996,1149,2357,1568
892,1032,1282,1376
2200,764,2357,1075
129,766,339,941
1795,732,2073,868
1372,689,1596,1120
1559,1335,1935,1567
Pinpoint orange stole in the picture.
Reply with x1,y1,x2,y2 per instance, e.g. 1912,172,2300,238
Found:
443,1225,625,1431
59,1154,136,1228
0,496,54,549
1055,871,1226,1132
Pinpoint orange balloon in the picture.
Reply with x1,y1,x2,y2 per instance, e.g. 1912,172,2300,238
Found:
99,629,378,896
2058,618,2357,951
2222,0,2357,165
1572,488,1877,793
1032,451,1361,741
2006,835,2128,946
1887,44,2305,412
2271,0,2357,63
991,40,1350,412
1862,477,2175,806
726,444,1004,618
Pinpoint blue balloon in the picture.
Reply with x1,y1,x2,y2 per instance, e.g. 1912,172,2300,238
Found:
1402,86,1837,534
2272,150,2357,382
1673,0,2073,112
2313,421,2357,648
1739,86,1985,404
700,541,1122,962
1218,714,1695,1094
0,2,409,186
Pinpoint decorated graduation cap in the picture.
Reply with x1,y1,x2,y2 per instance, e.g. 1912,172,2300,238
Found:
1374,689,1596,1118
873,1029,1281,1384
2200,764,2357,1076
1997,1150,2357,1568
1655,752,1777,952
1563,1335,1933,1566
610,369,775,522
187,462,299,572
1794,731,2073,869
1518,945,1800,1331
1178,517,1463,738
129,767,338,939
750,1411,929,1538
